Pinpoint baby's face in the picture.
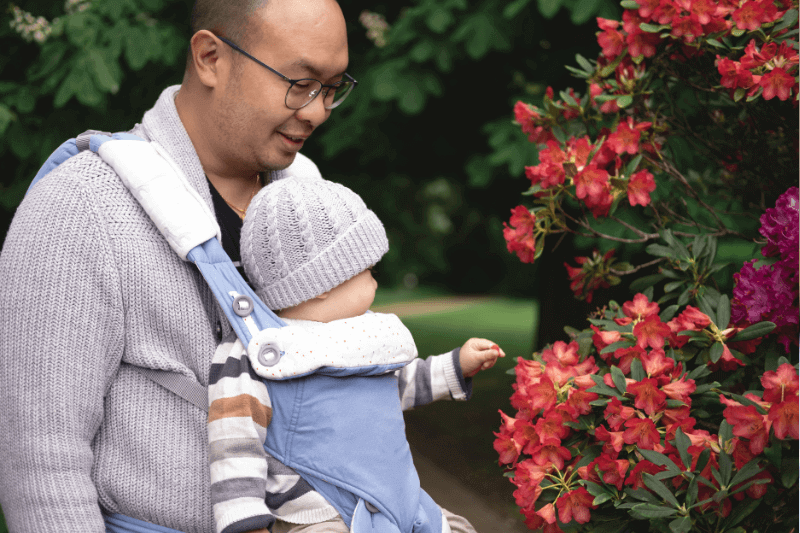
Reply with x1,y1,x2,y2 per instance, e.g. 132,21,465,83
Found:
320,268,378,321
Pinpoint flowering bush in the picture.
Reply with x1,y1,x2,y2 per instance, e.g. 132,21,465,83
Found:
497,0,798,530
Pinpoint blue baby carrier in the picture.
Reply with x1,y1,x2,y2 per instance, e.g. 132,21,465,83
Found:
30,132,447,533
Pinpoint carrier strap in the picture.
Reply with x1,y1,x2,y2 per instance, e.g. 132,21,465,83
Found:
104,512,185,533
131,367,208,411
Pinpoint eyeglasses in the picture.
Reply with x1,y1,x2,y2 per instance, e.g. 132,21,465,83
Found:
216,35,357,110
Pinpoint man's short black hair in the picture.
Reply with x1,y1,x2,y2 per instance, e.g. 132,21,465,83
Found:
190,0,267,49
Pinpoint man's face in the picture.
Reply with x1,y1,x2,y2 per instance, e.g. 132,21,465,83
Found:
214,0,348,173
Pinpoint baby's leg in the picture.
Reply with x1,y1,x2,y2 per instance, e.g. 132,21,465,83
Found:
442,507,478,533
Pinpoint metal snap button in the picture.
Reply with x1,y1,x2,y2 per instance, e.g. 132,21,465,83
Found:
232,295,254,317
258,345,281,367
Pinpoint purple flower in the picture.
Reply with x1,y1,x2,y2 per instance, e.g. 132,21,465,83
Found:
731,187,799,353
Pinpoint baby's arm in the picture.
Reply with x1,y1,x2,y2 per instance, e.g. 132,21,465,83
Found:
396,349,470,410
208,335,276,533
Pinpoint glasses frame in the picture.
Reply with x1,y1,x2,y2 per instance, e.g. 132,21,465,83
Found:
216,35,357,110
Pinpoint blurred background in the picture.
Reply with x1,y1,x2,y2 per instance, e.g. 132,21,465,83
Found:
0,0,625,528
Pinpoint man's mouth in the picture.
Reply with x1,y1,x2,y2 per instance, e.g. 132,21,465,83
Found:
279,132,307,144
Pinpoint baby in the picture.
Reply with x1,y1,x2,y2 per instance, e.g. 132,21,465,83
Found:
208,176,504,533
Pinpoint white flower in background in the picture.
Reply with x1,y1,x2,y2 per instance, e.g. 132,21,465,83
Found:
359,10,389,48
9,5,52,44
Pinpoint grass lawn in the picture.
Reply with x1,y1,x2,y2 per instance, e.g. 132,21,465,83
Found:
374,287,539,516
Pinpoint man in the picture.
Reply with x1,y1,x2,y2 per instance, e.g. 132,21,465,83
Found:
0,0,349,531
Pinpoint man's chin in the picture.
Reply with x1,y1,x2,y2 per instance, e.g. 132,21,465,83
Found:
262,151,298,172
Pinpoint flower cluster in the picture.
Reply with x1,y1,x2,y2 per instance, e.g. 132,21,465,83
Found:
503,205,539,264
9,4,53,44
731,186,799,353
359,10,390,48
495,292,798,531
564,249,630,302
717,39,799,100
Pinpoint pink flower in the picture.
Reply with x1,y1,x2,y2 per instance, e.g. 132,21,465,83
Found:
556,487,595,524
760,67,796,101
628,169,656,206
503,206,537,264
634,315,672,350
627,378,667,415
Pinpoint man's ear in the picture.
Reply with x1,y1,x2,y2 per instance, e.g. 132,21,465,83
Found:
189,30,225,88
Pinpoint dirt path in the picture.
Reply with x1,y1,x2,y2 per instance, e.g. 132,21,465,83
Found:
374,296,529,532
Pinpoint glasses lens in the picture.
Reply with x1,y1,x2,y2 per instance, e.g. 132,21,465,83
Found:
324,81,355,109
286,80,323,110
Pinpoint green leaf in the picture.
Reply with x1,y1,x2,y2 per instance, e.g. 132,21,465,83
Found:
695,448,711,475
593,492,614,505
673,428,691,469
611,365,627,394
773,8,799,32
620,0,640,8
669,516,692,533
601,340,635,354
631,503,678,518
659,304,679,322
503,0,533,18
588,384,623,398
646,244,673,257
730,394,768,415
575,53,593,72
625,487,658,503
722,497,762,529
125,26,150,70
0,104,14,137
87,49,119,94
731,321,776,342
664,280,685,293
631,359,645,381
676,287,691,306
537,0,563,18
688,364,711,381
719,452,732,486
718,420,733,445
426,8,454,33
570,0,601,25
716,295,731,329
697,295,717,324
782,454,798,488
733,87,746,102
709,342,724,363
729,458,763,487
616,94,633,108
630,274,665,293
639,22,668,33
639,449,681,473
409,41,435,62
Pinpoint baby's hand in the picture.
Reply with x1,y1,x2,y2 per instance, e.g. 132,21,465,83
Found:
459,338,505,378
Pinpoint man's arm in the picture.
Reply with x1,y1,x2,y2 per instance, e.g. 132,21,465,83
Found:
208,336,277,533
0,166,124,531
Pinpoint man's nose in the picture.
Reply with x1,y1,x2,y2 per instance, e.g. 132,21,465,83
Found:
295,93,331,127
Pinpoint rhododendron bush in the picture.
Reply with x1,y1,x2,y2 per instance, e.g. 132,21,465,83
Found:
497,0,798,531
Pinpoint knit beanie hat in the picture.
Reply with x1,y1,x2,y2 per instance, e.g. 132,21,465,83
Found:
241,176,389,310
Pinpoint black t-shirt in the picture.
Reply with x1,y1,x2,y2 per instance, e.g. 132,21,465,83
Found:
206,177,248,282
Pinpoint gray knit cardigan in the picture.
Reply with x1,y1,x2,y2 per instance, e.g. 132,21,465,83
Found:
0,86,262,532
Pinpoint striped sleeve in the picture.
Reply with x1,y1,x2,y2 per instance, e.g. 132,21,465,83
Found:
208,335,275,533
396,348,472,410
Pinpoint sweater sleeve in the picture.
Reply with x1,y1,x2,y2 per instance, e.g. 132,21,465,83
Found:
0,167,125,531
396,348,472,410
208,335,276,533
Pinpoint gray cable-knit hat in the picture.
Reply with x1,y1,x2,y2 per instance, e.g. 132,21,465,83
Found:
241,176,389,310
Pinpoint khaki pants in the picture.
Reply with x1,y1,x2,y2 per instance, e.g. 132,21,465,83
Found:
273,508,477,533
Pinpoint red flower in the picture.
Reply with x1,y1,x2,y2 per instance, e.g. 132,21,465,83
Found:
768,395,799,440
652,0,680,25
634,315,672,350
542,340,581,366
537,502,557,524
623,293,660,320
674,306,712,331
607,118,652,155
530,444,572,470
534,411,571,446
604,396,636,430
513,418,542,455
640,348,675,378
514,101,556,144
723,403,771,454
494,430,523,465
628,378,667,415
732,1,766,31
661,374,696,404
628,169,656,206
566,388,600,416
556,487,596,524
761,363,799,403
623,417,661,450
671,14,703,42
597,18,625,59
760,67,796,101
595,424,626,455
625,460,664,490
574,165,614,218
528,376,558,412
592,325,621,353
511,459,548,509
503,206,537,264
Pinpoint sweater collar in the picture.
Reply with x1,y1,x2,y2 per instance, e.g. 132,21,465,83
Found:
139,85,214,211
